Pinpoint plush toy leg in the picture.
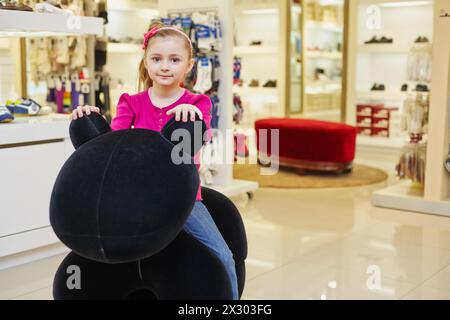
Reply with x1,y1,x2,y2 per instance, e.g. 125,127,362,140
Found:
54,232,234,300
53,251,143,300
140,231,233,300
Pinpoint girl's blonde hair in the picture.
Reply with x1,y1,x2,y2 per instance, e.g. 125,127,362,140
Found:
138,21,193,92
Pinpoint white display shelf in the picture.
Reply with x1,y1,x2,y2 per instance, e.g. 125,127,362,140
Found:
0,10,104,37
306,21,343,33
0,113,71,145
356,135,408,149
357,91,408,101
233,86,278,96
358,44,410,54
233,46,278,55
108,43,142,54
206,179,259,198
306,51,342,59
372,180,450,218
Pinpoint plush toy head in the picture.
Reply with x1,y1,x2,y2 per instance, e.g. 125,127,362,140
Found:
50,113,207,263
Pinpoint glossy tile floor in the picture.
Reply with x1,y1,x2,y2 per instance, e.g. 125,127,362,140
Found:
2,163,450,300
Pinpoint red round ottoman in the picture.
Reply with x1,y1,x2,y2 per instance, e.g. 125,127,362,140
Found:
255,118,357,173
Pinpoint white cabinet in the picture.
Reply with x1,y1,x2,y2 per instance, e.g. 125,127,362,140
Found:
0,116,73,258
0,141,66,237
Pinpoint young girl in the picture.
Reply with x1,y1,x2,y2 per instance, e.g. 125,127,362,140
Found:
71,22,239,300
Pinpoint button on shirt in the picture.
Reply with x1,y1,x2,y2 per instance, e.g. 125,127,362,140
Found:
111,89,212,201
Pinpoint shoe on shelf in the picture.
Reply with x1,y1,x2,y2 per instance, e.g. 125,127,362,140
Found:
249,40,262,46
6,98,41,116
370,83,385,91
401,84,408,92
364,36,379,44
415,36,430,43
379,36,393,44
415,84,429,92
0,105,14,123
0,0,33,11
249,79,259,87
263,80,277,88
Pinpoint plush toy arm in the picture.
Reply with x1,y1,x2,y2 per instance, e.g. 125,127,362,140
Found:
160,115,208,157
69,112,112,149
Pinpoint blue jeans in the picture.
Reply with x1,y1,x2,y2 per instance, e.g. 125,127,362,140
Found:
183,201,239,300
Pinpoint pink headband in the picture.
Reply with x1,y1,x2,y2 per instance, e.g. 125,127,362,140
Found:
142,26,193,50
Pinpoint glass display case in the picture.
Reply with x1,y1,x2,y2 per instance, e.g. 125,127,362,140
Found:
289,0,302,114
286,0,346,122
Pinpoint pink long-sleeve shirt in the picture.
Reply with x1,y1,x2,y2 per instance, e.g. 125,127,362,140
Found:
111,88,212,201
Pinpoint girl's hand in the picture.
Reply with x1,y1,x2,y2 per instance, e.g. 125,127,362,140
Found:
166,104,203,122
72,105,101,120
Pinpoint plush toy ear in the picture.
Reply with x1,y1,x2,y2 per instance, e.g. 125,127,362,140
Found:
69,112,112,149
161,115,208,157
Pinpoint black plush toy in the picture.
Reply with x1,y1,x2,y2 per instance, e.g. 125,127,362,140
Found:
50,112,247,299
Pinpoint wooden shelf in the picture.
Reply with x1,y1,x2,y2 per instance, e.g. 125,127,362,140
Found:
358,44,410,54
0,10,104,36
306,51,342,59
357,91,408,101
306,79,341,87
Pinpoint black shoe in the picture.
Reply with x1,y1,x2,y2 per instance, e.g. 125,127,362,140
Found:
401,84,408,92
371,83,385,91
250,40,262,46
415,84,429,92
364,36,378,44
263,80,277,88
379,36,393,43
415,36,430,43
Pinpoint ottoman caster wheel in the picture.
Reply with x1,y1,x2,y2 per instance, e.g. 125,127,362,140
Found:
257,158,271,167
342,168,352,174
246,191,254,200
295,168,307,176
